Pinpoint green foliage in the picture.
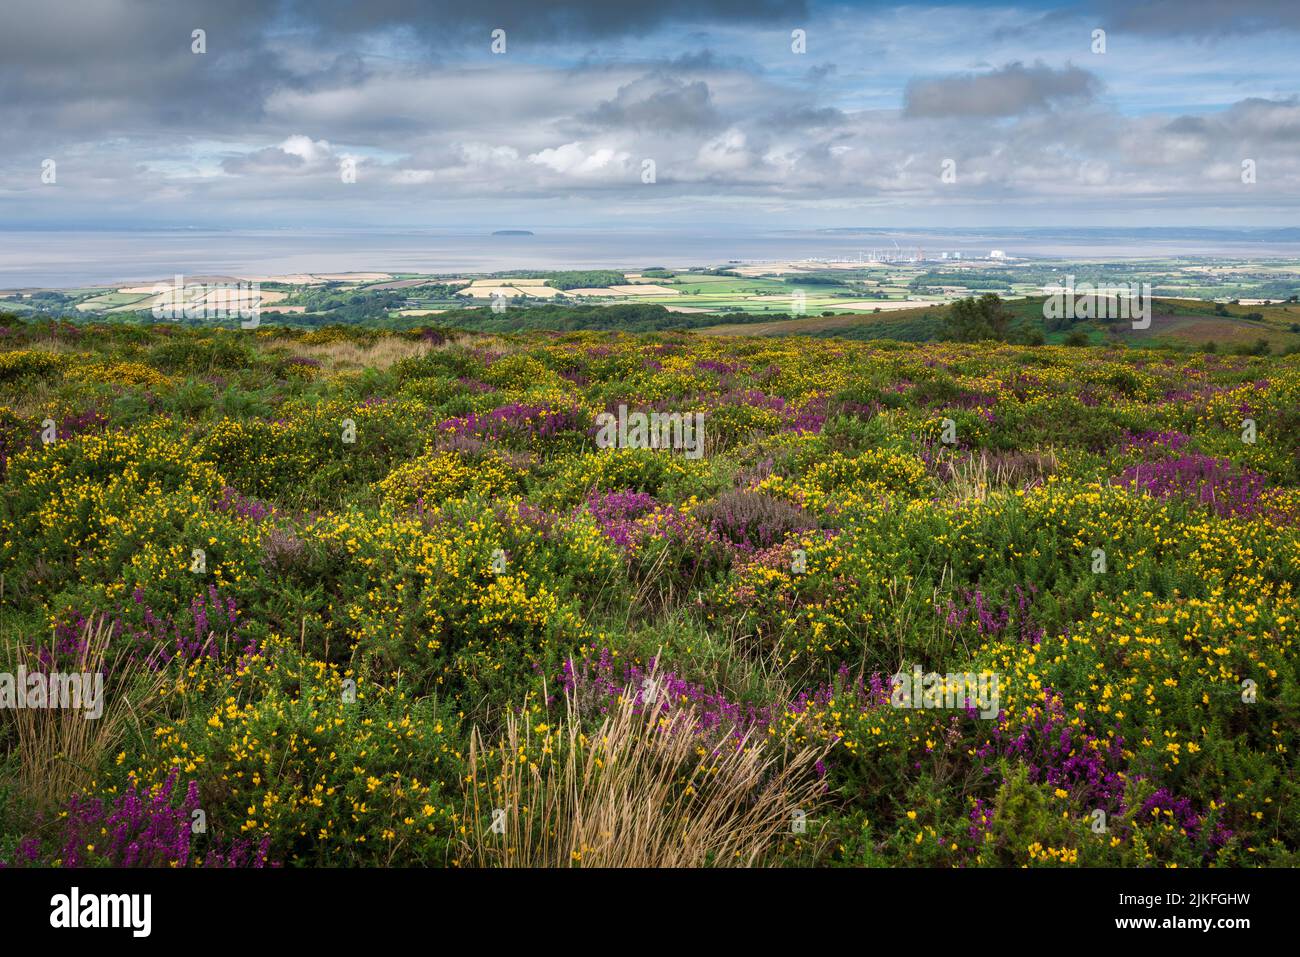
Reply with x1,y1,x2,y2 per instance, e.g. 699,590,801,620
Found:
542,270,626,290
943,293,1014,343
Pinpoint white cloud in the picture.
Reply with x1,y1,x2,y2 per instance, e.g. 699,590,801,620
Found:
528,142,632,178
392,168,436,184
279,135,334,165
696,128,751,172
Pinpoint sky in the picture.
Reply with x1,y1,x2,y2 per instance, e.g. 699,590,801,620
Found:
2,0,1299,231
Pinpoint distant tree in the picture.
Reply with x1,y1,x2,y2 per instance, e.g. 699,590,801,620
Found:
543,270,626,290
943,293,1011,342
790,276,849,286
1232,337,1271,356
1064,329,1089,347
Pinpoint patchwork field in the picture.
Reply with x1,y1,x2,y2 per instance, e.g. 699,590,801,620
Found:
1,316,1298,868
10,259,1296,344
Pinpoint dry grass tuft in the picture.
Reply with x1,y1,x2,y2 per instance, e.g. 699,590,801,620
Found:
286,337,436,372
462,668,830,867
2,617,170,812
284,331,522,373
940,448,1058,502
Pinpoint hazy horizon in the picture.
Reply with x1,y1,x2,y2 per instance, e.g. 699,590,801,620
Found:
6,224,1300,289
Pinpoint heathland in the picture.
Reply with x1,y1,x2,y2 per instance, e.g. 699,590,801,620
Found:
1,313,1297,867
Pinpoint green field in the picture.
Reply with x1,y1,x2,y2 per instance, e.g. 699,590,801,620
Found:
8,259,1298,350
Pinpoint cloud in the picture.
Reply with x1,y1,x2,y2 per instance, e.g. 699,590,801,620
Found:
0,0,290,145
903,62,1101,118
1,1,1298,229
760,105,846,129
221,136,339,176
806,63,838,83
291,0,808,41
1095,0,1300,37
528,142,632,178
696,129,752,173
582,75,723,131
391,168,436,184
1227,96,1300,141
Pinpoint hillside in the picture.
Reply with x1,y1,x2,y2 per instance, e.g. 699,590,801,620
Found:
699,296,1300,353
3,319,1299,868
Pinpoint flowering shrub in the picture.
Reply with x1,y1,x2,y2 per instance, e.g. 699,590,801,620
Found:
1115,453,1270,517
376,447,520,508
695,488,814,552
3,770,274,868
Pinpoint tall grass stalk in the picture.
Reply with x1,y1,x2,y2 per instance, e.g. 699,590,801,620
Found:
463,667,829,867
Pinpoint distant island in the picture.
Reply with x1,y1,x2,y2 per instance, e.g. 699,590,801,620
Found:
492,229,534,236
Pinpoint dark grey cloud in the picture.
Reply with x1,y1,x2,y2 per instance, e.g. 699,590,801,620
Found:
1009,0,1300,41
0,0,799,148
1008,0,1300,44
582,75,722,132
1098,0,1300,36
1163,116,1209,135
664,50,726,72
1158,97,1300,146
904,62,1101,118
0,0,291,144
1227,96,1300,142
1159,98,1300,149
289,0,807,41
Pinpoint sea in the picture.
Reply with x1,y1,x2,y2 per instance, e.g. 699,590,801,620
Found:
2,227,1299,289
